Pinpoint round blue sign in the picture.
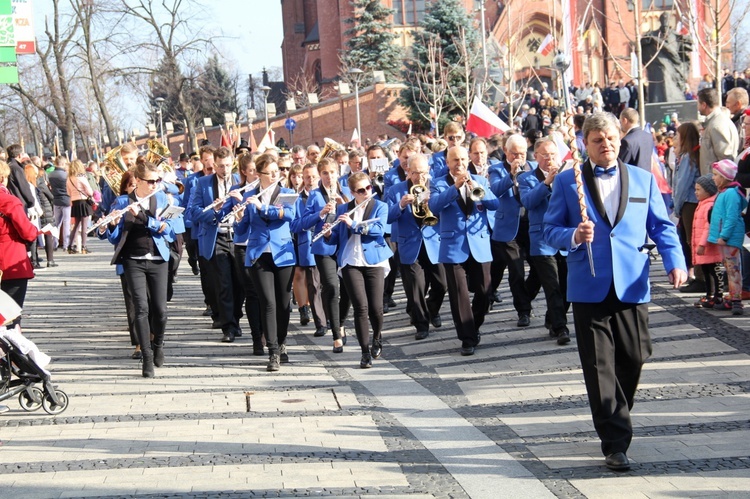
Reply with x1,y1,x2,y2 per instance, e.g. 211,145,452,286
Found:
285,118,297,131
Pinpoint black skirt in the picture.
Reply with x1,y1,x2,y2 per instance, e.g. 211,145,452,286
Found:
71,199,93,219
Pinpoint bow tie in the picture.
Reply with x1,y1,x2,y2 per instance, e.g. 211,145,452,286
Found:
594,165,617,177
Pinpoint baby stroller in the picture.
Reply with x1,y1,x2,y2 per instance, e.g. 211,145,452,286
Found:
0,329,69,415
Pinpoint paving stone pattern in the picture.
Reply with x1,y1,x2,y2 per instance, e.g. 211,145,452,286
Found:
1,239,749,498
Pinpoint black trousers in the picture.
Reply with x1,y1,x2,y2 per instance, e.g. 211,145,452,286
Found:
184,227,199,273
400,245,447,333
572,286,650,456
122,258,168,350
489,239,507,295
529,254,569,332
315,254,350,341
119,274,138,346
495,234,539,315
443,257,490,347
341,265,384,353
248,253,294,355
303,265,326,329
1,278,28,328
233,244,264,344
166,235,183,302
383,235,398,300
207,234,243,335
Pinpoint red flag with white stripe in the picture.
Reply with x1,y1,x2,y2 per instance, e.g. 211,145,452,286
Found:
466,97,510,138
550,131,573,162
537,34,555,56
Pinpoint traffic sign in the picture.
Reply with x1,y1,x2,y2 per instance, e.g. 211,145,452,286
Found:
285,118,297,131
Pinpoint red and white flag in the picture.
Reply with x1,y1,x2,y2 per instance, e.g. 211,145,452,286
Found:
537,33,555,56
351,128,360,146
550,131,574,162
466,97,510,138
257,129,276,152
676,21,689,36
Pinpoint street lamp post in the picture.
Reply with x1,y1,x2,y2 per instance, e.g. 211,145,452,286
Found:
348,68,363,145
155,97,165,143
553,51,571,116
626,0,646,124
261,85,272,132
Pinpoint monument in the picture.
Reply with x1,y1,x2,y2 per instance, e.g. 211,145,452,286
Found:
640,13,693,103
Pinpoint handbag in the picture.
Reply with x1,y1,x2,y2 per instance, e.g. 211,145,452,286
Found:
70,177,97,211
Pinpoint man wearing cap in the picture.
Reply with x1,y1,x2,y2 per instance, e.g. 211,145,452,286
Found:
544,112,687,471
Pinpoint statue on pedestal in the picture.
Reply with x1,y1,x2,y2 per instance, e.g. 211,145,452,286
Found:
640,13,693,103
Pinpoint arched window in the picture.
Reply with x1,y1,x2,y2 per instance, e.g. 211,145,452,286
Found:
393,0,429,26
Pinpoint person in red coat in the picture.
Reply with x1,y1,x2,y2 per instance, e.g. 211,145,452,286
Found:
0,160,40,327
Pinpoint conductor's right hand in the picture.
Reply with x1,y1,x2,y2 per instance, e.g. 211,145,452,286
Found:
574,220,594,245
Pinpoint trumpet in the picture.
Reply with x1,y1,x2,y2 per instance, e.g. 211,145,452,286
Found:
410,184,438,226
312,194,374,242
88,189,160,235
467,176,485,202
202,181,257,213
220,179,282,224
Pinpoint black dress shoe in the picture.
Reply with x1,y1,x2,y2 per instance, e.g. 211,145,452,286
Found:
493,290,503,303
387,297,397,308
555,329,571,345
430,315,442,328
415,330,429,340
191,265,200,276
460,345,475,356
221,332,235,343
517,314,531,327
332,343,344,353
211,321,222,329
604,452,630,471
253,343,265,356
313,326,327,337
382,302,390,313
234,328,242,337
131,349,142,360
680,278,706,293
371,340,382,359
360,353,372,369
202,306,213,317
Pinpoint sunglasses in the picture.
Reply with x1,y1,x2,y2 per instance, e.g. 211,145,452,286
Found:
279,167,290,172
446,135,463,142
140,177,162,185
354,184,372,195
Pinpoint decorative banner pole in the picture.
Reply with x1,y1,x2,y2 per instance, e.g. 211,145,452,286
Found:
573,162,596,277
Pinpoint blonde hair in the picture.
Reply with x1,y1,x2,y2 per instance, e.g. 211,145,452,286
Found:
69,159,86,176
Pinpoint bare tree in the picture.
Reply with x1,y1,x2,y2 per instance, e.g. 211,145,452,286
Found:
445,26,484,120
402,33,450,134
9,0,79,155
283,71,320,110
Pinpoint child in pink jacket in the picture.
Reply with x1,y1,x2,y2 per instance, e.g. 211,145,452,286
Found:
691,174,722,307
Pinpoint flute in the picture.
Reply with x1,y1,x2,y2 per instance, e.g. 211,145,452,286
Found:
311,194,374,243
88,189,160,234
201,181,256,213
220,179,280,223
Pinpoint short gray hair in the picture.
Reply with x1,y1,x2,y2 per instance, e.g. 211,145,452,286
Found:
504,133,527,151
582,112,620,141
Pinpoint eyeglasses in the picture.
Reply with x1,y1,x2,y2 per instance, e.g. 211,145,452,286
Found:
259,170,278,176
446,135,463,142
354,184,372,195
140,177,162,185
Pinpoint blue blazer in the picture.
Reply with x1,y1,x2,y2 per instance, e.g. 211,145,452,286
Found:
430,150,448,179
107,191,175,264
290,190,316,267
181,170,205,230
331,198,393,267
228,182,254,245
428,173,499,264
383,164,406,193
299,184,352,256
186,173,239,259
385,179,440,265
236,184,297,267
543,160,686,304
518,168,560,257
488,160,537,242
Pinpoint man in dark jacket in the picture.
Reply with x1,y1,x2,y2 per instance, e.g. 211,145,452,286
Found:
47,156,71,251
6,144,34,210
618,108,655,172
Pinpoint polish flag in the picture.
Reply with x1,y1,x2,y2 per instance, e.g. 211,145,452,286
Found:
351,128,360,146
676,21,689,36
466,97,510,138
551,131,573,162
537,33,555,56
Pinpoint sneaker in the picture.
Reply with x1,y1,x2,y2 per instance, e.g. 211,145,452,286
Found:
713,299,731,311
732,301,744,316
279,344,289,363
517,314,531,327
694,297,711,308
47,261,58,268
267,354,280,372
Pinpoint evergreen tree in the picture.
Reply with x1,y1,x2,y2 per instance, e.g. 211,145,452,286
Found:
343,0,403,82
400,0,481,132
197,55,240,126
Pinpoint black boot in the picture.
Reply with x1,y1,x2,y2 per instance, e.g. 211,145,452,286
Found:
141,348,155,378
153,344,164,367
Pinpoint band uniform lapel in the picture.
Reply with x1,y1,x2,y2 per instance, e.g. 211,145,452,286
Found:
582,160,610,226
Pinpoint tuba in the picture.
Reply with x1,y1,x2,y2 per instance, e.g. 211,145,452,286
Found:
410,184,438,226
320,137,346,159
100,145,127,195
147,139,184,194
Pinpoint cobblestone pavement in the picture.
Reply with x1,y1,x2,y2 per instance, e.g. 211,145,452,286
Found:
1,239,749,498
